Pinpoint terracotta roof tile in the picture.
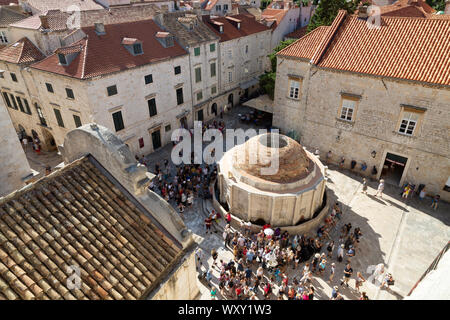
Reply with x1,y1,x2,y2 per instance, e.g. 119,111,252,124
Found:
285,25,308,39
0,37,45,64
0,156,183,300
261,8,288,27
24,0,104,12
278,26,330,60
31,19,188,79
0,6,27,27
279,12,450,86
203,14,270,42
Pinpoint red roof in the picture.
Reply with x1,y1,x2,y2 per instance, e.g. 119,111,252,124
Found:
31,19,188,79
261,8,288,28
285,25,308,39
0,0,18,5
278,12,450,86
202,14,270,42
0,37,45,64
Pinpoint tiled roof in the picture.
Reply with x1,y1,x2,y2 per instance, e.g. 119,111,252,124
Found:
380,0,435,17
0,37,45,64
285,25,308,39
31,19,188,79
278,12,450,86
23,0,104,13
203,14,270,42
0,156,183,300
156,12,219,47
0,6,27,27
261,8,288,28
10,10,70,31
0,0,18,5
277,26,329,60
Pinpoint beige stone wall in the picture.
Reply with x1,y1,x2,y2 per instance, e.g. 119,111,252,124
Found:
150,249,200,300
273,57,450,201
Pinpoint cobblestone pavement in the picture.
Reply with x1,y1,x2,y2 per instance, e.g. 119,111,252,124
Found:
142,106,450,300
22,144,63,178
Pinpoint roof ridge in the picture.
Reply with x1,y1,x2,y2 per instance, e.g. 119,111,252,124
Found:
311,10,347,65
277,25,329,57
81,37,88,79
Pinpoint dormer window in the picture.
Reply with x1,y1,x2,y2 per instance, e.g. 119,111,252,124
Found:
58,53,67,65
122,38,144,56
155,32,174,48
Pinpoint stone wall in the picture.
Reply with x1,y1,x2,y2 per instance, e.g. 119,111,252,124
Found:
273,57,450,201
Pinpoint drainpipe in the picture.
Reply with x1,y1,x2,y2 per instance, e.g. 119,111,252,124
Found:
187,45,195,128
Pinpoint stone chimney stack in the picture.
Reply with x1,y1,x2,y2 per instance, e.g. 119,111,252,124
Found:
39,15,49,29
94,22,106,35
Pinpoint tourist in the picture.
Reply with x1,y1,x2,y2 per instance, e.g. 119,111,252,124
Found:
341,263,353,287
361,178,368,194
211,287,217,300
355,271,366,292
337,244,345,263
431,194,440,210
375,179,385,198
326,240,335,258
402,184,412,199
329,263,336,283
359,292,369,300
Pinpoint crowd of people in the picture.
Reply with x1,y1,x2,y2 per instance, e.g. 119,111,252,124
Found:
196,202,386,300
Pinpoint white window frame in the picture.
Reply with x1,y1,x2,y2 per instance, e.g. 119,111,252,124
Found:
288,79,300,99
398,111,419,136
340,99,356,121
228,71,233,83
0,31,8,44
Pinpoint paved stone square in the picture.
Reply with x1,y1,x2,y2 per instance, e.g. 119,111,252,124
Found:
142,107,450,300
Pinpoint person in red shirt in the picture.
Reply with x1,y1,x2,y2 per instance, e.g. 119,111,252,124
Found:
226,212,231,225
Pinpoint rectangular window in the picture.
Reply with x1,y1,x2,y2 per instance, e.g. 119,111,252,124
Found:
174,66,181,75
399,112,419,136
139,137,144,149
288,79,300,99
176,88,184,105
211,86,217,95
66,88,74,99
54,108,64,128
194,47,200,56
9,93,18,109
195,67,201,83
23,99,31,114
0,31,8,44
210,62,216,77
228,71,232,83
245,45,248,54
148,98,157,117
340,99,356,121
10,73,17,82
16,96,24,113
197,91,203,102
145,74,153,84
73,114,82,128
2,92,12,108
216,5,221,11
228,50,232,59
224,4,229,11
210,43,216,52
133,43,143,55
46,83,54,93
35,103,46,126
58,54,67,65
165,124,171,132
107,85,118,96
112,111,124,132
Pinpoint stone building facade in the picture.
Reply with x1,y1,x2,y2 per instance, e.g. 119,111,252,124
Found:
273,11,450,201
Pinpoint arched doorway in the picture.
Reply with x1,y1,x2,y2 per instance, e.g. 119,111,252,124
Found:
228,94,234,109
41,128,56,151
211,103,217,116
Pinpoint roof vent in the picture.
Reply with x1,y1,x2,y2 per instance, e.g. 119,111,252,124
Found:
155,32,174,48
39,15,49,30
94,22,106,35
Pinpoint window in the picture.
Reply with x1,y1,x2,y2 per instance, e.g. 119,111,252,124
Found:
245,45,248,54
216,5,221,11
133,43,143,55
228,50,232,59
228,71,232,83
10,93,18,109
174,66,181,75
0,72,3,79
35,103,46,126
23,99,31,114
0,31,8,44
210,62,216,77
197,91,203,102
58,54,67,65
16,96,25,113
399,111,419,136
66,88,74,99
112,111,124,132
107,85,118,96
224,4,229,11
339,99,356,121
288,79,300,99
46,83,54,93
165,124,171,132
145,74,153,84
210,43,215,52
211,86,217,95
176,87,184,105
194,47,200,56
10,73,17,82
148,98,157,117
195,67,201,83
54,108,64,127
73,114,82,128
2,92,12,108
139,137,144,149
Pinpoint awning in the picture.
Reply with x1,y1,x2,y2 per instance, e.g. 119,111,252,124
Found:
242,94,273,114
240,77,259,90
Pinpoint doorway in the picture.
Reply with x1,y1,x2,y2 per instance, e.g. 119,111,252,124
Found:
151,129,162,150
180,116,187,129
380,152,408,186
228,94,234,109
197,109,204,122
211,103,217,116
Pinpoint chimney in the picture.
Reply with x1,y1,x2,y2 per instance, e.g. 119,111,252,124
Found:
357,5,369,20
39,15,49,29
94,22,106,35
